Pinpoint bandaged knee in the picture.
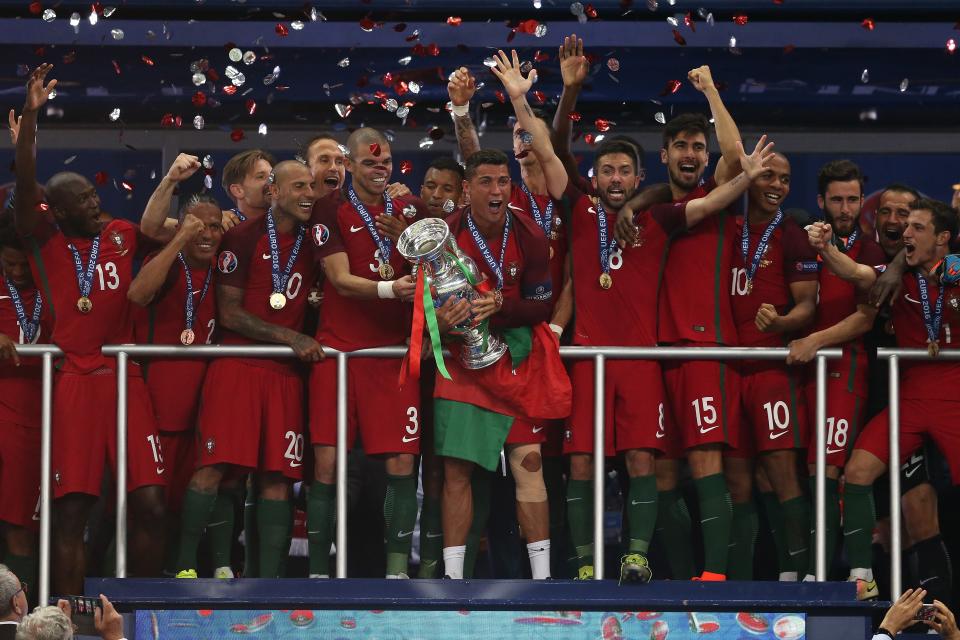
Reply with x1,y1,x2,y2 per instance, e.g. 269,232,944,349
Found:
509,444,547,502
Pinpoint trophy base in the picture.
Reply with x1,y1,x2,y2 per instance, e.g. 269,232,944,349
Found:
459,335,509,370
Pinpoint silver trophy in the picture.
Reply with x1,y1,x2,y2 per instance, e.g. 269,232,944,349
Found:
398,217,508,369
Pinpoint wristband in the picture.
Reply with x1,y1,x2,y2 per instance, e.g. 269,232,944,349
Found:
548,323,563,338
874,628,895,639
377,280,397,299
450,103,469,117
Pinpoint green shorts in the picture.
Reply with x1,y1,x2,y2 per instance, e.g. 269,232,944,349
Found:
433,398,514,471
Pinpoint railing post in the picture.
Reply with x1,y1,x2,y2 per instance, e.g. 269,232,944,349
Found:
888,355,902,600
335,352,348,579
814,354,828,581
115,351,128,578
592,354,605,581
38,352,53,604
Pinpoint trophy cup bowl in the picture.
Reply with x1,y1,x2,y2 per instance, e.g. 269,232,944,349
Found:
397,218,507,369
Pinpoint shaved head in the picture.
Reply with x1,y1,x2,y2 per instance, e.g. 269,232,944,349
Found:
270,160,311,185
346,127,390,158
45,171,92,209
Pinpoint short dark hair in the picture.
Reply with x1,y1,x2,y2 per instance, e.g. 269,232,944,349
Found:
426,156,465,181
178,193,221,221
593,140,640,174
607,134,645,169
662,113,710,150
299,134,340,162
0,214,22,251
817,159,863,198
912,197,958,242
221,149,277,200
464,149,510,180
880,182,920,204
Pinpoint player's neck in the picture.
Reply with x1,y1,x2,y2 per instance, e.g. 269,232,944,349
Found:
270,208,298,235
669,181,692,202
746,205,778,225
520,164,547,195
920,249,948,277
353,183,386,208
182,252,208,270
472,212,506,240
238,201,267,220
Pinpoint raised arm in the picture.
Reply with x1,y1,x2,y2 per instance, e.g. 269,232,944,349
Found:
140,153,201,242
551,33,589,187
217,283,324,361
321,252,415,301
492,49,568,200
13,64,57,236
447,67,480,161
127,214,203,306
684,136,774,228
807,221,878,293
688,66,742,186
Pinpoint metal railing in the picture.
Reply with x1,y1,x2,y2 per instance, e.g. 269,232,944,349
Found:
26,343,844,598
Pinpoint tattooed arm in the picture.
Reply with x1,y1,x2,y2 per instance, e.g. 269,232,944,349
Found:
217,283,324,361
448,66,481,161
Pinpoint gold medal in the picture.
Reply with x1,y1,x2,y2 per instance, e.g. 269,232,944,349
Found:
493,289,504,309
379,263,395,280
599,273,613,290
269,292,287,310
180,329,195,346
928,340,940,357
746,278,754,295
549,245,554,259
77,296,93,314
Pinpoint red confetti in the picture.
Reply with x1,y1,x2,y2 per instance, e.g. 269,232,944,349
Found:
94,171,108,186
584,3,598,18
275,23,289,36
507,28,517,43
373,90,388,101
394,23,407,32
230,128,244,142
160,113,176,128
405,32,420,42
206,68,220,82
672,29,687,46
34,202,49,213
446,16,462,26
28,2,41,14
359,16,375,31
62,51,77,64
141,55,155,66
568,111,582,122
584,133,596,145
246,99,257,115
111,60,121,75
91,1,103,15
223,85,237,95
661,79,682,95
395,80,408,95
411,43,425,56
495,90,506,104
684,11,696,31
33,46,46,57
370,143,381,156
382,72,394,85
948,38,958,54
532,90,546,104
517,19,539,34
192,91,207,108
595,118,611,132
427,43,440,56
733,14,748,25
534,50,550,62
861,17,875,30
400,160,412,174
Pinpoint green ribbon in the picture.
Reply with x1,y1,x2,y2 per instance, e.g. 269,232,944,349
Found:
422,271,451,380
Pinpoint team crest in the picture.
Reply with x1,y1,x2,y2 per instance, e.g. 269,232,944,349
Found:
205,438,216,454
217,251,238,274
312,223,330,247
402,204,417,219
507,262,519,280
110,231,124,248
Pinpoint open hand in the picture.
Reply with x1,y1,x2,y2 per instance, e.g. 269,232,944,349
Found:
24,64,58,113
738,135,775,180
558,34,589,88
491,49,535,101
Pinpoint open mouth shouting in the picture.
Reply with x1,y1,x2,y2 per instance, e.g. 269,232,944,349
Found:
677,161,699,181
486,198,504,214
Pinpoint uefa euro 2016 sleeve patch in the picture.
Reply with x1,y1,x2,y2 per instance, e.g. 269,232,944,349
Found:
217,250,238,274
312,224,330,247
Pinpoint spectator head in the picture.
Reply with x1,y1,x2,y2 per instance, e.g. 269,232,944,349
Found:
15,606,72,640
0,565,27,622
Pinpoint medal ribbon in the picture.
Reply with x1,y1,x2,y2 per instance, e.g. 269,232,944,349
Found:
465,209,511,289
916,272,944,347
348,186,394,265
177,253,212,332
741,209,784,284
520,184,554,239
264,210,305,296
595,201,617,277
232,207,246,223
5,279,42,344
67,235,100,301
836,226,860,254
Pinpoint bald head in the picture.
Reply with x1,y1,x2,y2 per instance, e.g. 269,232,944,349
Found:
45,172,92,209
346,128,390,158
43,171,103,236
270,160,311,186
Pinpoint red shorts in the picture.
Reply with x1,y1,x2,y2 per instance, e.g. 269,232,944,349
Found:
727,365,807,458
804,376,865,467
144,361,207,431
540,420,565,457
854,398,960,482
663,355,741,452
197,360,305,480
0,420,40,530
159,430,195,512
52,370,166,499
309,358,420,456
506,418,548,445
563,360,671,456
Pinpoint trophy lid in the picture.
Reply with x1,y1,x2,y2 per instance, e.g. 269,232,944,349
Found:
397,217,451,262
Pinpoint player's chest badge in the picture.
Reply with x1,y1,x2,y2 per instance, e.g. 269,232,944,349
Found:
550,216,561,241
109,231,129,256
507,261,519,282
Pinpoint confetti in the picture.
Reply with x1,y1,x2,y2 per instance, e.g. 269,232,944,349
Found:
202,155,213,169
111,60,121,74
647,0,657,9
429,126,444,140
861,68,869,83
228,48,242,62
398,56,412,66
732,14,748,25
243,51,256,65
495,90,506,103
335,103,352,118
69,12,80,27
900,78,909,92
534,50,550,62
861,17,875,31
396,105,409,118
400,160,413,174
110,28,123,40
94,171,109,186
102,6,115,17
483,56,498,68
160,113,177,128
192,72,206,86
661,79,682,95
607,58,620,72
88,10,97,26
291,20,304,30
570,2,584,16
275,23,289,36
427,43,440,56
193,115,205,129
359,16,375,32
230,128,244,142
595,118,613,132
120,180,133,192
584,133,595,145
666,16,678,27
338,57,350,68
705,12,714,26
729,35,737,48
442,199,455,213
654,111,666,124
948,38,957,54
204,175,212,190
672,29,686,45
263,66,280,85
418,137,434,149
222,85,237,95
447,16,462,26
141,54,155,66
584,3,598,18
859,109,877,121
42,8,55,21
684,11,696,31
384,98,398,112
519,60,533,74
47,88,56,99
535,24,547,37
258,123,267,136
109,108,120,121
28,2,41,14
408,81,421,94
246,99,257,115
568,111,582,122
532,89,546,103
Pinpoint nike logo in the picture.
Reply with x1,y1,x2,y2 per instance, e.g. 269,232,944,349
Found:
904,293,922,304
769,430,789,440
699,424,720,434
397,530,413,538
631,500,655,505
531,426,544,434
655,431,665,438
350,225,364,233
156,466,165,475
844,528,863,537
288,461,302,468
904,465,922,478
402,435,419,443
425,532,443,539
262,253,273,260
826,447,845,454
507,203,524,212
587,207,596,214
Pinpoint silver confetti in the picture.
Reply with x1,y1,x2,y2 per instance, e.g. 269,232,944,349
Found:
225,65,239,79
398,56,412,66
203,175,212,190
258,123,268,136
442,199,455,213
408,81,421,94
41,8,56,21
861,68,869,83
418,136,435,149
242,51,256,66
202,154,213,168
519,60,533,74
108,108,120,121
69,12,80,27
291,20,304,30
88,11,98,26
900,78,909,92
654,111,666,124
47,88,56,100
110,28,124,40
859,109,877,122
706,12,715,26
533,0,542,8
729,35,737,48
396,105,409,119
102,6,116,17
647,0,658,10
228,48,242,63
231,73,245,87
570,2,584,16
666,16,678,27
607,58,620,72
192,72,206,86
338,57,350,67
63,155,76,164
534,23,547,37
483,57,497,68
193,115,205,129
335,103,352,118
384,98,399,112
697,7,708,18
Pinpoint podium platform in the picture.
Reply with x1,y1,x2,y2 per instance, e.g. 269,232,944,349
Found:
87,578,894,639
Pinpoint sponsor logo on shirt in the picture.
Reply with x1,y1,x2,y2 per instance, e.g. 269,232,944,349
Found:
312,223,331,247
217,251,238,274
795,260,820,273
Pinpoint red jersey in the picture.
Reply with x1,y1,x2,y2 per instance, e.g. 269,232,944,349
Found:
0,276,52,428
312,192,427,350
134,255,217,431
730,215,819,347
568,186,685,346
658,177,739,345
890,272,960,400
215,214,318,372
508,184,567,308
810,232,887,335
446,208,552,330
23,217,153,374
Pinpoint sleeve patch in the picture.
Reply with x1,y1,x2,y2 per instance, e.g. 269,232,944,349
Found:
312,223,330,247
795,260,821,273
217,250,238,274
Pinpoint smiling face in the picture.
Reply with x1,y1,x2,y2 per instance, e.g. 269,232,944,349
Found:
306,138,345,198
270,163,317,223
661,130,709,192
420,168,463,217
464,163,511,227
346,141,392,200
748,154,791,216
237,158,273,210
47,174,104,237
591,152,640,211
818,179,863,237
875,190,914,258
181,202,224,265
